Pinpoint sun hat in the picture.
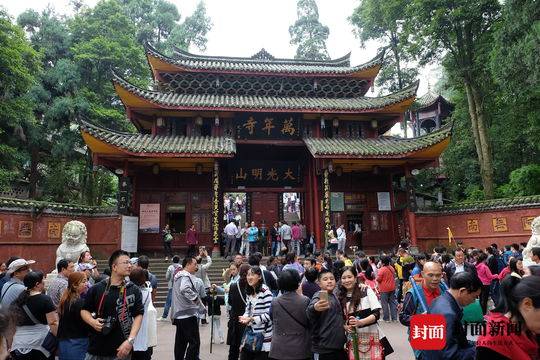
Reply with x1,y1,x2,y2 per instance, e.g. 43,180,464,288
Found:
7,258,36,274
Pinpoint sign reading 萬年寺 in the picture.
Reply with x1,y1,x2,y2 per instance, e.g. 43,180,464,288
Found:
139,203,160,233
236,114,301,140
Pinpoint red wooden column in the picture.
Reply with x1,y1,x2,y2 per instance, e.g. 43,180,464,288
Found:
312,159,322,250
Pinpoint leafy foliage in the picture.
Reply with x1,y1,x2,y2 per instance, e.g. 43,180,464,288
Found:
0,13,41,190
120,0,212,54
289,0,330,60
0,0,211,204
349,0,417,92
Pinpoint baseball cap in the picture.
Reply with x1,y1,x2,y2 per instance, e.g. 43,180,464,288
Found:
7,258,36,274
130,257,139,265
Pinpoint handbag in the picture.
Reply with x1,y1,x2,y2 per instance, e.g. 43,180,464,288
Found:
165,233,173,242
241,326,265,352
22,305,58,354
348,331,383,360
240,298,264,352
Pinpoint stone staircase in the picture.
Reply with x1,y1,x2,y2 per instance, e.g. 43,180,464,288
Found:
96,257,233,307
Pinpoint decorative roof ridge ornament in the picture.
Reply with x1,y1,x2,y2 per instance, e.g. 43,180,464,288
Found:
147,42,355,67
251,48,275,61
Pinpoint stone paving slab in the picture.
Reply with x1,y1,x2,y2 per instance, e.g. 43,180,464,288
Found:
152,310,414,359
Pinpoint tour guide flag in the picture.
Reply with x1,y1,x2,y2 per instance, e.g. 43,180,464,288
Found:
447,227,454,245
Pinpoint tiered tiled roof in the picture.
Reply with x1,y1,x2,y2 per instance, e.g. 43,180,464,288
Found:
146,44,384,76
0,197,116,216
304,124,451,158
419,195,540,214
414,90,451,110
113,73,418,113
80,120,236,157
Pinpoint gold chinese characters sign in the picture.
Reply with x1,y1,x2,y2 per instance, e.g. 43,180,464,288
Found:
18,221,33,238
228,161,301,187
236,114,301,140
212,162,220,244
492,217,508,232
323,169,331,233
522,216,535,231
467,219,480,233
48,222,62,238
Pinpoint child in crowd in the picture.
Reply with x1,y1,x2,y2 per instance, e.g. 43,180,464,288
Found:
307,269,347,360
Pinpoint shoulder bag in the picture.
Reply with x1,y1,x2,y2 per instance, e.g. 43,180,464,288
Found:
276,299,308,329
22,304,58,355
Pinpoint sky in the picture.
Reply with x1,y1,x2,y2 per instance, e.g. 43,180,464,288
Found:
2,0,441,134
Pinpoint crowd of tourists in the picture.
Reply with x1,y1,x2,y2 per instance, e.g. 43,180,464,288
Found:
0,240,540,360
221,220,317,259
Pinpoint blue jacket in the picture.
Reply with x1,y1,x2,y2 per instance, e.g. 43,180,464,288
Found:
423,291,475,360
247,226,259,242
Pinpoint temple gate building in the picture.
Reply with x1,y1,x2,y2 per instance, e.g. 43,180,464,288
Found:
80,45,451,253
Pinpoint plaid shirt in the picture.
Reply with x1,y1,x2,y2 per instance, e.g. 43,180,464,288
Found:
46,273,68,308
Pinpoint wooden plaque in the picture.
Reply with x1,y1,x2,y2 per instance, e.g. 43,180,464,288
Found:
492,217,508,232
18,221,33,238
48,222,62,239
467,219,480,233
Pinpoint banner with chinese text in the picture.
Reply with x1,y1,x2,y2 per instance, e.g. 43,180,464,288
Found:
227,161,302,187
139,203,160,233
236,114,302,140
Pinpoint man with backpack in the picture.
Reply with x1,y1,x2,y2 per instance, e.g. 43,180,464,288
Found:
400,261,448,359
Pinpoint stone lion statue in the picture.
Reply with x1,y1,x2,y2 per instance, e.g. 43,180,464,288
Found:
523,216,540,266
55,220,90,267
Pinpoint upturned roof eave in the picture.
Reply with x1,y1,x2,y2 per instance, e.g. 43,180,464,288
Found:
112,72,418,114
78,119,236,158
145,43,384,78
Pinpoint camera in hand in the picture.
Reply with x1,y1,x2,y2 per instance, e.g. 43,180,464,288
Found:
100,316,116,335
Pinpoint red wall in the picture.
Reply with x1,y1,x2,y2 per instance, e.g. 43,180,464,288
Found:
0,212,120,273
416,208,539,251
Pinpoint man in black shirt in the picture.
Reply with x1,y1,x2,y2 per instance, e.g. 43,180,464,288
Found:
81,250,144,359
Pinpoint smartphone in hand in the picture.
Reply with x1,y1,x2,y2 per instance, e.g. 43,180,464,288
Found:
319,290,329,302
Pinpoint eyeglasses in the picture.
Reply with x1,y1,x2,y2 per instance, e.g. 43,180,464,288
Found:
116,261,131,266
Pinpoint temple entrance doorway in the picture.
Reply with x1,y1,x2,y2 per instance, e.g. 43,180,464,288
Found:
223,192,247,226
282,192,302,224
251,192,279,227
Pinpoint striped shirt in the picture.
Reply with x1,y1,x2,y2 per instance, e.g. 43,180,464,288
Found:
244,285,273,352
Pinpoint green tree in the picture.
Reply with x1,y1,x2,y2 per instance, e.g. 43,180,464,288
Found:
349,0,418,92
406,0,500,198
0,12,41,191
120,0,212,53
289,0,330,60
489,0,539,186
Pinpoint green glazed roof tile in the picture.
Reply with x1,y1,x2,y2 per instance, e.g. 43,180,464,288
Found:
419,195,540,214
80,120,236,156
113,73,418,112
148,44,384,75
304,124,451,157
0,197,116,215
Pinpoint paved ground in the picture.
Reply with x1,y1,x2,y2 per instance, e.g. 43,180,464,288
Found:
153,309,414,360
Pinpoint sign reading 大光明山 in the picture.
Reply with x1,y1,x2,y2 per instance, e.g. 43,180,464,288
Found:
139,203,160,233
227,161,302,187
236,114,302,140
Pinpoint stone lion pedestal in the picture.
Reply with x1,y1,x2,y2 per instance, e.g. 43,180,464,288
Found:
45,220,90,286
523,216,540,267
